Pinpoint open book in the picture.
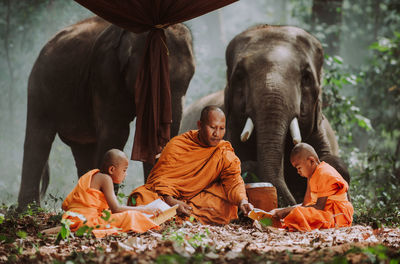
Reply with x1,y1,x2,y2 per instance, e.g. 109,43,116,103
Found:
248,208,274,221
248,208,283,228
140,199,179,225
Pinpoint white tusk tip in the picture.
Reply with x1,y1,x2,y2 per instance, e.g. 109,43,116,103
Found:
241,132,249,142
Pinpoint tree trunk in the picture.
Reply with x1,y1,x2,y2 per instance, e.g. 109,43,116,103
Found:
311,0,343,55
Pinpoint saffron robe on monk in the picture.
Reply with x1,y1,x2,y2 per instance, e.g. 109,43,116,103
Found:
283,161,354,231
128,130,248,225
62,169,159,238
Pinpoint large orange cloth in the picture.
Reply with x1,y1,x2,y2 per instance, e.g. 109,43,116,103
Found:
128,130,247,225
62,169,159,238
283,161,353,231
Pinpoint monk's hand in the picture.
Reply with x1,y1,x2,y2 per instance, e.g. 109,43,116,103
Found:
239,199,254,215
176,201,192,216
133,206,162,216
150,208,162,217
163,195,192,216
272,207,293,219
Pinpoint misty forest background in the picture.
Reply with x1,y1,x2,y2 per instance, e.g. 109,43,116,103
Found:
0,0,399,225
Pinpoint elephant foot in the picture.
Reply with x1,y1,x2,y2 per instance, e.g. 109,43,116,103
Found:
16,200,41,214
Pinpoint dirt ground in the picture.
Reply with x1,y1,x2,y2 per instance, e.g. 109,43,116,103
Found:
1,211,399,263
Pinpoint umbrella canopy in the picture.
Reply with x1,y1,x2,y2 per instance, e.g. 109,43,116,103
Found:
74,0,238,164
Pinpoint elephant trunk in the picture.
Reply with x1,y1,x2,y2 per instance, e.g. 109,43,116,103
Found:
255,107,297,205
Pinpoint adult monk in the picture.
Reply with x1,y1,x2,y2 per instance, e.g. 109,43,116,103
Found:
128,106,254,225
62,149,160,238
272,143,353,231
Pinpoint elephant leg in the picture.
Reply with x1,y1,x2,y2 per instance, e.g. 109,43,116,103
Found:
18,120,56,210
40,161,50,199
95,123,130,168
70,143,97,177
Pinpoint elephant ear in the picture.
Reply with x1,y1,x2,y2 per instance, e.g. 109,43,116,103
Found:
303,34,324,134
110,27,132,74
94,25,131,74
313,93,323,133
225,57,248,121
312,45,324,132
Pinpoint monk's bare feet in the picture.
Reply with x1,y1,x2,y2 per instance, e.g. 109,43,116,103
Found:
163,195,192,216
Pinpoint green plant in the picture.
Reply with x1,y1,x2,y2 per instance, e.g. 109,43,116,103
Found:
332,244,400,263
259,218,273,227
323,55,372,147
241,171,260,182
56,218,72,244
163,227,210,251
350,148,400,226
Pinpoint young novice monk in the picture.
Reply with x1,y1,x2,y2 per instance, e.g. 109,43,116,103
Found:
272,143,353,231
62,149,161,238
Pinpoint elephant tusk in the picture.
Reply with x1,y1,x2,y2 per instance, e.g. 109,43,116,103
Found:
240,118,254,142
290,117,302,145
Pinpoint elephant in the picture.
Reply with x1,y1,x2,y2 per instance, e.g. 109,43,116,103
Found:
18,16,195,209
180,25,347,205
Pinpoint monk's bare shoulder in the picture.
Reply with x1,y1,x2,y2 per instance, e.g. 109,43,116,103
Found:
91,172,112,190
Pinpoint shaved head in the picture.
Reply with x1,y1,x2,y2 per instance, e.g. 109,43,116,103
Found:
100,149,128,173
197,106,226,147
290,143,319,163
199,105,225,123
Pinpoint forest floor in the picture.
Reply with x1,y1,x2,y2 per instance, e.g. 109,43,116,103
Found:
1,210,400,263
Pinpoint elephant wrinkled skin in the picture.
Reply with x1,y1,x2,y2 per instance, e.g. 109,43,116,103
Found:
181,25,345,205
18,16,195,209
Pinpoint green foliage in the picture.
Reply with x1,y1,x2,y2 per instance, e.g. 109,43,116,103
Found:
259,217,273,227
56,218,72,243
163,227,210,250
323,55,371,146
117,192,127,204
241,171,260,183
348,32,400,226
101,210,111,222
321,49,400,226
158,227,213,263
356,32,400,133
332,244,400,263
75,225,93,237
130,196,137,206
350,149,400,226
16,230,27,239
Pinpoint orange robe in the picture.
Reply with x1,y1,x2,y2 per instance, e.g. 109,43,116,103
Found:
283,161,353,231
62,169,159,238
128,130,247,225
